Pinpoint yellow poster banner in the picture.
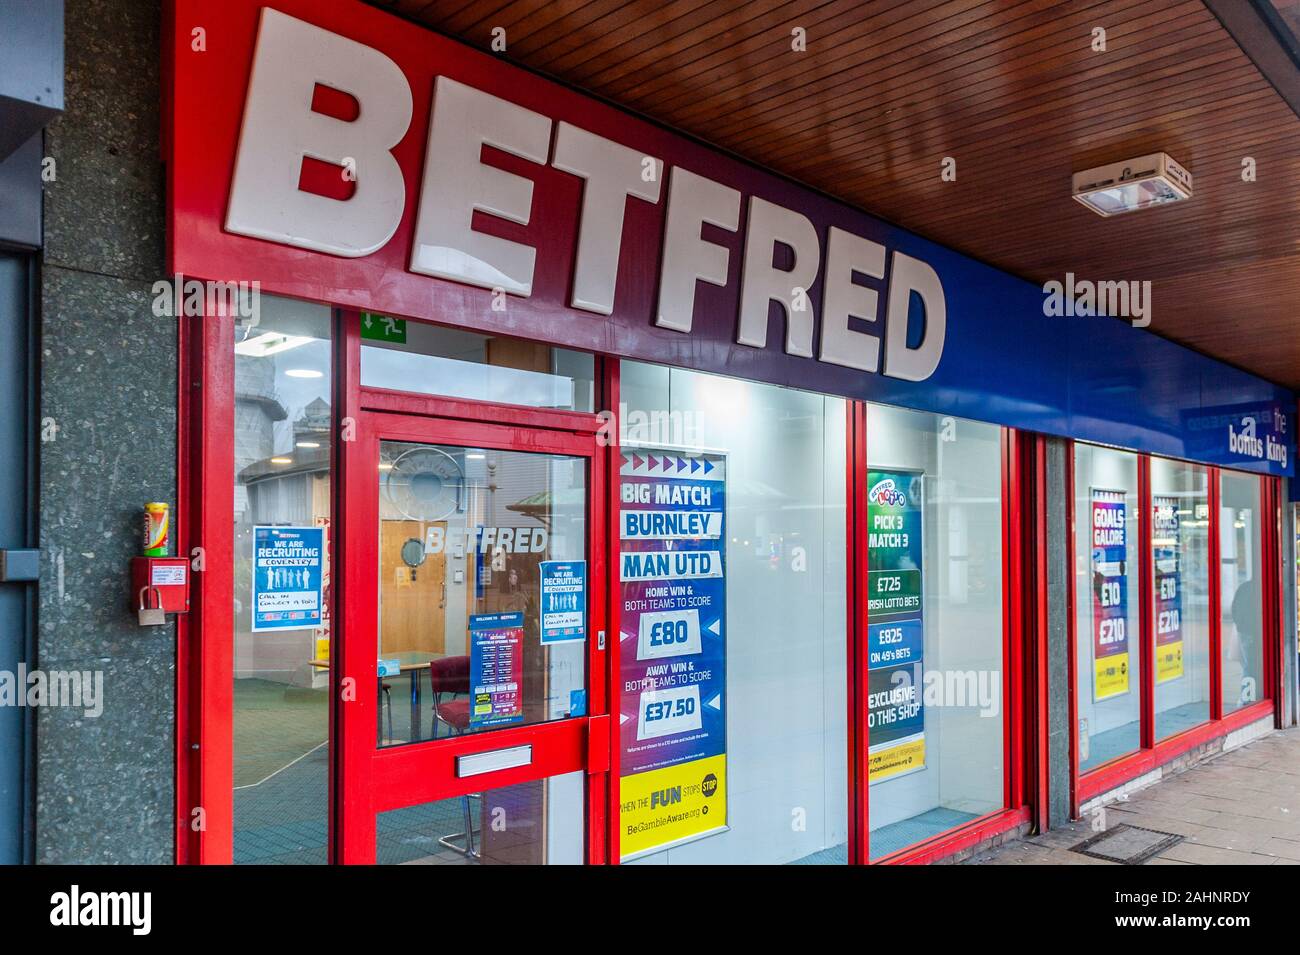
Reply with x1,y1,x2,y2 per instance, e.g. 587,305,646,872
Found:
868,735,926,784
619,754,726,859
1156,641,1184,683
1094,651,1130,700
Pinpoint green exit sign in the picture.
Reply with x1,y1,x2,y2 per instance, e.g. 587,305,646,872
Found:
361,312,407,344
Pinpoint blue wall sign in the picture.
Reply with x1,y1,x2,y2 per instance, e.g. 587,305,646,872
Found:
539,560,587,644
252,526,324,632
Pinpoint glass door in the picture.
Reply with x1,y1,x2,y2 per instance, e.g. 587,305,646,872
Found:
339,408,607,864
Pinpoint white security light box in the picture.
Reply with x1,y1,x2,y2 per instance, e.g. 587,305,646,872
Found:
1072,152,1192,217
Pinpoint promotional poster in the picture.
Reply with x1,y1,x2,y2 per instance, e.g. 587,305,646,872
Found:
1091,488,1131,701
866,469,926,784
618,447,727,859
251,526,325,632
539,560,587,644
468,612,525,727
1153,495,1185,683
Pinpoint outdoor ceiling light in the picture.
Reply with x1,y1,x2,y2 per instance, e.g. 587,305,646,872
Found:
1072,152,1192,217
233,332,313,357
284,367,323,378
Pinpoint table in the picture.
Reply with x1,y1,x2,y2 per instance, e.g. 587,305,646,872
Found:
308,651,441,740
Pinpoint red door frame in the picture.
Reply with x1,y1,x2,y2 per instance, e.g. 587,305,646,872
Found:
1067,442,1283,817
177,308,238,864
846,403,868,865
335,313,611,864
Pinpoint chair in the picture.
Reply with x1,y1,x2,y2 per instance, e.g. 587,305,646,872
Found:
427,655,478,858
428,655,472,738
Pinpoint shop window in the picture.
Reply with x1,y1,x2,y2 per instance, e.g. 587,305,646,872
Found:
1220,470,1265,712
231,295,333,864
866,405,1005,859
1150,458,1211,742
359,317,595,411
1073,444,1140,771
619,362,847,865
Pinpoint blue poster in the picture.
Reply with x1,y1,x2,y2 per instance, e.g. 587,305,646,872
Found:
468,612,524,727
1152,495,1185,684
1091,488,1131,701
866,469,926,784
618,448,728,858
252,526,324,632
539,560,587,644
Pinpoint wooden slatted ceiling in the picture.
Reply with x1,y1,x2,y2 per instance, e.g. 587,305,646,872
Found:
372,0,1300,388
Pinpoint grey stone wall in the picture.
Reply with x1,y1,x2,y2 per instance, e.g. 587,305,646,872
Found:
37,0,174,863
1044,436,1073,827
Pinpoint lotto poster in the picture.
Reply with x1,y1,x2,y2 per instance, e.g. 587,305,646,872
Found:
618,447,727,859
251,526,324,632
1152,495,1185,683
1091,488,1131,701
866,470,926,784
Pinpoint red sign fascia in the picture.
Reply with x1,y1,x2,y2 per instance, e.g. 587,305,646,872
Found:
165,0,901,374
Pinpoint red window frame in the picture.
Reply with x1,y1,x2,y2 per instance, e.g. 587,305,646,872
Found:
1067,441,1283,817
852,417,1034,866
177,304,1040,865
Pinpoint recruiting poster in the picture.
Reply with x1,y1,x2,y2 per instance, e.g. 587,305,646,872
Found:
539,560,587,644
618,447,727,859
252,526,324,632
1153,495,1185,683
1091,488,1131,700
468,612,524,727
866,469,926,784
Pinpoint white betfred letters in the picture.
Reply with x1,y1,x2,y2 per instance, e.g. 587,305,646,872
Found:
883,252,947,382
819,226,885,372
223,17,948,382
409,76,551,295
552,122,663,315
225,8,412,257
736,196,820,357
655,167,742,333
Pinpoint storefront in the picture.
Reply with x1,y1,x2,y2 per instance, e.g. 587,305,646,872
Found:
1071,444,1285,814
164,0,1294,864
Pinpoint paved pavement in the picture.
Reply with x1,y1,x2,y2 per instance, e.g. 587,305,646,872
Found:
969,728,1300,865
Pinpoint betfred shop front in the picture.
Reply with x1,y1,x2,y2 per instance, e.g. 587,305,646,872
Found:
166,0,1294,864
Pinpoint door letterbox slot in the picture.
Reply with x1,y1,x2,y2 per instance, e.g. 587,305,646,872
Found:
456,745,532,778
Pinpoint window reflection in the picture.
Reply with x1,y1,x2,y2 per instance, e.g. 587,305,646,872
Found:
232,296,333,865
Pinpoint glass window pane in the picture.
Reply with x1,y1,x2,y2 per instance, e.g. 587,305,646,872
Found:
360,318,595,411
233,295,333,864
1151,457,1211,741
377,443,587,747
1220,470,1265,712
618,362,847,865
1074,444,1140,771
867,405,1004,859
376,771,585,864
